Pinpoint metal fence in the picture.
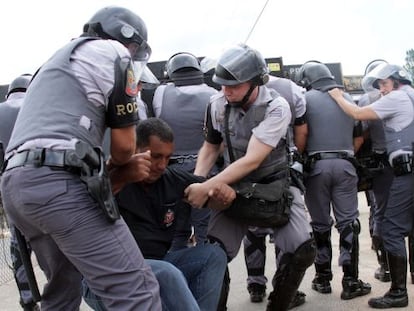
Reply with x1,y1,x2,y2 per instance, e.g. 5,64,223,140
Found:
0,199,14,285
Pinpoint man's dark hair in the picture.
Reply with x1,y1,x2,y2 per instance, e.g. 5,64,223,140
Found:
136,117,174,147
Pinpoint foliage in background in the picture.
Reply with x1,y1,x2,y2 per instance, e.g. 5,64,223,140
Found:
404,49,414,80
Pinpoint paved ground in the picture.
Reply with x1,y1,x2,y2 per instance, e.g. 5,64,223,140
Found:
1,193,413,310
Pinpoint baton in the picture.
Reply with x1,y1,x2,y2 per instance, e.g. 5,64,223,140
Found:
14,226,41,302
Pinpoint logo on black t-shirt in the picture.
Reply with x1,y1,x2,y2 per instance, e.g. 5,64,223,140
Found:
163,209,175,227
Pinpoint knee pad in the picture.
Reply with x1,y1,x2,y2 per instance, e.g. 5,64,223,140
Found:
292,238,317,269
340,219,360,252
313,229,332,250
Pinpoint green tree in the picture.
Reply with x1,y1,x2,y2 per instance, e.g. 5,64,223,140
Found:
404,49,414,78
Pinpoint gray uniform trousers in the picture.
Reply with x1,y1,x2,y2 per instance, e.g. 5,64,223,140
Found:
208,186,312,261
243,226,274,285
382,174,414,257
1,166,161,311
371,166,394,238
304,159,359,266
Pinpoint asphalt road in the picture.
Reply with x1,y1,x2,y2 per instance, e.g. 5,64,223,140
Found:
1,193,412,311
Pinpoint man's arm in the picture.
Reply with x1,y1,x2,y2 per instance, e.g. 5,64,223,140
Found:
194,141,222,177
185,135,273,208
109,126,137,166
294,123,308,153
328,88,379,121
109,151,152,194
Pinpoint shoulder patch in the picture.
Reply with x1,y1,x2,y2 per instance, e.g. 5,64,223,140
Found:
125,67,139,97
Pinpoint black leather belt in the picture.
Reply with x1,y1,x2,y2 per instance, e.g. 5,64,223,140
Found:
310,152,350,161
4,149,81,173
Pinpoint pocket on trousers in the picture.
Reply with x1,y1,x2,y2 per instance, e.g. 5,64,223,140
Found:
20,180,68,205
307,167,323,178
344,166,357,177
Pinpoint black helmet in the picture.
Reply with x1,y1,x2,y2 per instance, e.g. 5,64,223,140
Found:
83,6,151,61
295,61,342,91
362,63,412,91
213,43,269,86
166,52,201,77
6,73,32,98
364,59,388,75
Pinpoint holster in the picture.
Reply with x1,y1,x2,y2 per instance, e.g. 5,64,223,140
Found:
76,142,120,222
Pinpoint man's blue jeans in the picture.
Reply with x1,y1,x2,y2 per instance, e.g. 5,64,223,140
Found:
83,243,227,311
82,259,200,311
163,243,227,311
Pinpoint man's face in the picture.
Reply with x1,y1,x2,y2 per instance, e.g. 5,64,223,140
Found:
222,82,252,103
377,78,395,96
137,135,174,183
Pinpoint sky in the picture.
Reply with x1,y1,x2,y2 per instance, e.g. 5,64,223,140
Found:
1,0,413,84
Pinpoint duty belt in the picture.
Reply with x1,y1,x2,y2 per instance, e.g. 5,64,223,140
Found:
169,154,198,165
310,152,351,161
4,149,82,173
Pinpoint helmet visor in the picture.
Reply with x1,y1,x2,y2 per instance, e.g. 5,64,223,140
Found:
128,40,152,62
362,63,398,91
140,65,159,89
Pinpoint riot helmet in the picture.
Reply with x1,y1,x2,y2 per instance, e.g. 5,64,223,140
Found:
166,52,201,77
6,73,32,99
83,6,152,84
362,63,412,91
83,6,151,62
364,59,388,75
295,61,342,91
213,44,269,86
165,52,204,86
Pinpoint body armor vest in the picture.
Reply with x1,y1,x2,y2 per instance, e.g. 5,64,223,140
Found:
212,90,288,183
8,37,105,152
157,83,216,156
305,90,355,153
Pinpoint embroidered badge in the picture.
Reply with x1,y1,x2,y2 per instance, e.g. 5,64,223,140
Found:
125,67,139,97
163,209,175,227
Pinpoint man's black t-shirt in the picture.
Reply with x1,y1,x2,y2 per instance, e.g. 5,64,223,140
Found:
116,167,204,259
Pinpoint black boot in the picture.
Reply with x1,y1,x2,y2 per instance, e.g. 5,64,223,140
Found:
372,236,391,282
341,273,371,300
408,234,414,284
340,220,371,300
267,239,316,311
247,283,266,303
311,262,332,294
287,291,306,310
312,230,333,294
368,253,408,308
20,301,40,311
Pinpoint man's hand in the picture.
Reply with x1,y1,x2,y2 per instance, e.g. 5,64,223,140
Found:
207,183,236,211
184,182,210,209
110,150,152,194
128,150,152,182
328,87,343,101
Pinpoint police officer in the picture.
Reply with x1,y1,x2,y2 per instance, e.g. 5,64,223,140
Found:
0,74,39,311
0,6,161,310
242,74,308,308
329,63,414,308
357,59,394,283
152,52,218,247
296,61,371,300
185,43,315,311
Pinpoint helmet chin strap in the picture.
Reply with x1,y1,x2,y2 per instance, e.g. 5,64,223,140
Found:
229,83,257,110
